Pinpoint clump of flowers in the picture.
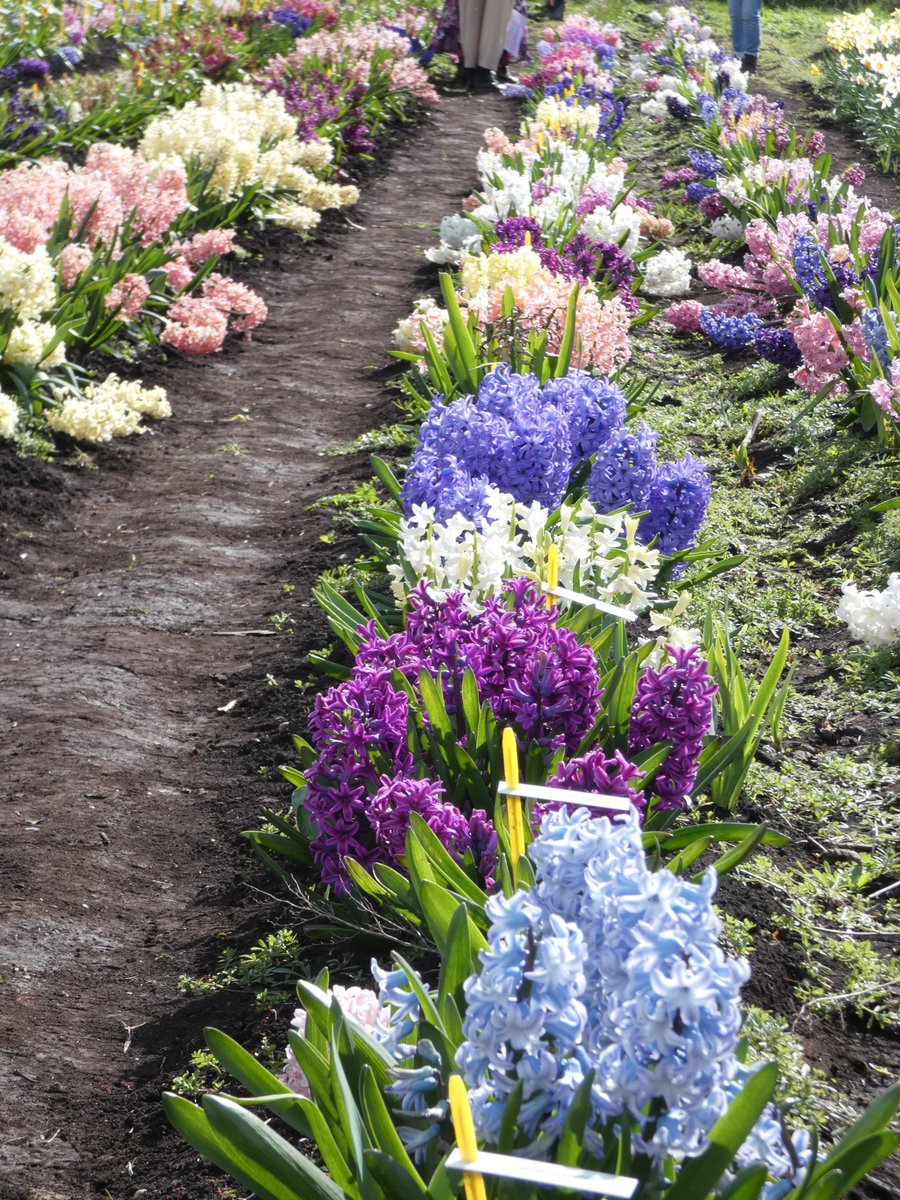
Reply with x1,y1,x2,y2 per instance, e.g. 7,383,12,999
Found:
281,985,389,1098
0,388,19,440
139,83,358,232
641,246,692,296
302,580,601,890
389,485,661,613
629,644,716,809
837,574,900,648
44,374,171,442
458,804,809,1191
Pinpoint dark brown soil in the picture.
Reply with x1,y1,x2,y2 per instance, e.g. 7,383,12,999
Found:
0,89,517,1200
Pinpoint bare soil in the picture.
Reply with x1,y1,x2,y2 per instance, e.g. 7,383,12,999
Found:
0,89,516,1200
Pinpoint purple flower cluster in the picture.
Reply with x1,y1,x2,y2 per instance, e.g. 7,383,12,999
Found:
660,166,699,189
548,748,646,821
639,454,712,556
628,644,717,810
269,8,312,37
685,179,714,204
303,581,603,890
792,233,858,311
699,308,763,349
588,423,657,512
264,73,372,152
665,93,694,121
753,326,803,369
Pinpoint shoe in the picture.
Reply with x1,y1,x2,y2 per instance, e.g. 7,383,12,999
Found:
546,0,565,19
741,53,757,73
495,63,518,84
468,66,496,92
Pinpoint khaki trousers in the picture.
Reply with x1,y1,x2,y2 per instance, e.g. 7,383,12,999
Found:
459,0,515,69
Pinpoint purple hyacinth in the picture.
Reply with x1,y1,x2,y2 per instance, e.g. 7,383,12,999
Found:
753,326,803,369
687,148,723,179
665,93,694,120
14,57,50,80
792,233,858,311
587,423,658,513
639,454,712,555
367,774,470,863
685,180,714,205
548,748,646,821
660,167,699,189
628,645,717,811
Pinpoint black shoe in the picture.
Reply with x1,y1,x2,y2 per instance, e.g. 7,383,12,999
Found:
741,53,757,73
547,0,565,19
468,66,496,92
495,63,518,84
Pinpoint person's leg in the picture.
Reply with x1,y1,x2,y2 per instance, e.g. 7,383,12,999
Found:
727,0,746,54
459,0,487,68
744,0,762,56
476,0,514,70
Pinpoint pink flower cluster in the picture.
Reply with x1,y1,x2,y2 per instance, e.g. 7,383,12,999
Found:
0,144,188,256
870,362,900,417
104,274,151,322
161,273,267,355
470,277,632,374
789,307,867,395
263,24,439,105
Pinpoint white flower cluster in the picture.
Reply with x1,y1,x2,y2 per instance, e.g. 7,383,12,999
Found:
3,320,65,369
641,246,693,296
531,96,607,142
0,389,19,440
391,296,448,354
388,486,661,612
709,215,745,242
581,199,644,256
716,174,750,208
140,83,358,231
836,574,900,647
0,239,56,318
45,373,171,443
425,214,483,265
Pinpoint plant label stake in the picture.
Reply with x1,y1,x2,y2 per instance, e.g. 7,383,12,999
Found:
447,1074,638,1199
448,1074,488,1200
545,543,559,611
497,780,632,814
539,578,637,622
501,726,525,866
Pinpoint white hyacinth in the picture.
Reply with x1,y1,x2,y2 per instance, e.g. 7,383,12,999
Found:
388,486,661,613
45,374,171,443
836,574,900,648
0,389,19,440
641,246,693,297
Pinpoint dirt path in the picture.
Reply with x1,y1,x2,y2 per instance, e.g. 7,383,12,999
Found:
0,89,515,1200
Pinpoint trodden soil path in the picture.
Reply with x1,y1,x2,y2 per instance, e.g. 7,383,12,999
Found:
0,89,515,1200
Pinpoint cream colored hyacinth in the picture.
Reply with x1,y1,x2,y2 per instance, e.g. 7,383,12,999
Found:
0,239,56,319
139,83,359,228
0,389,19,440
45,374,171,443
459,245,544,300
4,320,65,370
528,96,607,141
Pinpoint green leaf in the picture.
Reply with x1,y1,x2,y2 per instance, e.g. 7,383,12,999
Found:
203,1028,309,1135
554,282,581,377
438,901,474,1014
361,1068,427,1189
296,1098,359,1196
497,1080,524,1154
808,1131,900,1197
407,813,489,906
697,823,769,881
717,1163,768,1200
418,878,465,954
662,823,789,851
364,1149,429,1199
557,1069,595,1167
371,455,402,500
202,1093,344,1200
664,1063,778,1200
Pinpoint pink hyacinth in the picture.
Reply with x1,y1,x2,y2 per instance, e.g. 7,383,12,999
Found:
665,300,703,333
59,243,93,289
162,257,194,292
175,228,237,268
104,273,150,321
201,274,268,334
161,297,229,355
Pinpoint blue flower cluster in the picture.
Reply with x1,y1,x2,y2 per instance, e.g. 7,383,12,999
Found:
458,807,751,1161
699,308,763,349
687,148,723,179
640,454,712,555
685,179,715,204
861,307,894,371
696,92,719,125
402,367,626,519
270,8,312,36
402,367,711,554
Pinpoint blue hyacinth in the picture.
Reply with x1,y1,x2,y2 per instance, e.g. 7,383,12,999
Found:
588,423,658,512
686,179,715,204
699,308,763,349
687,148,723,179
639,454,712,555
542,371,626,462
861,307,894,371
458,807,751,1161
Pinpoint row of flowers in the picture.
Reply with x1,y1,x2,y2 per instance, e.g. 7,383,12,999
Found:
0,1,440,449
167,11,898,1200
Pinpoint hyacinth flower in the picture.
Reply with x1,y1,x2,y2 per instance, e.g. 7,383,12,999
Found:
164,804,900,1199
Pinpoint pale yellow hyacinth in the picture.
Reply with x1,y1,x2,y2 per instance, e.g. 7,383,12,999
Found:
46,374,171,443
